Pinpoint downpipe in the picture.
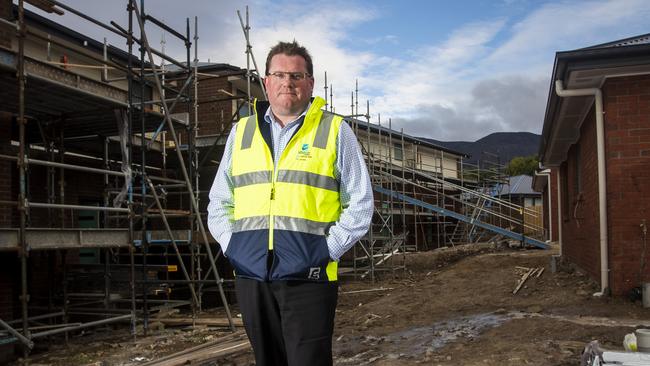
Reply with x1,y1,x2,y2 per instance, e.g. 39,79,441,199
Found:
534,166,553,243
554,80,608,296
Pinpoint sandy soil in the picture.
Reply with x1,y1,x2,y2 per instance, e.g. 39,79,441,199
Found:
17,244,650,365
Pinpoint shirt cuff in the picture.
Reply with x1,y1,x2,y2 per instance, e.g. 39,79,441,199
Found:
326,230,349,261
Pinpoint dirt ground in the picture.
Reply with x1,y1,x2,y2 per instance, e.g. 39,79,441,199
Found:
17,243,650,365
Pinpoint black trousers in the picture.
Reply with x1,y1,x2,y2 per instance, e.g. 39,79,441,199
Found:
235,277,338,366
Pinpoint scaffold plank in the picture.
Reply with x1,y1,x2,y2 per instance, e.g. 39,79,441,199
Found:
0,228,130,250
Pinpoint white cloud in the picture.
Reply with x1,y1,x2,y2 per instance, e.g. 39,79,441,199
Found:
348,0,650,141
340,18,508,140
487,0,650,70
25,0,650,142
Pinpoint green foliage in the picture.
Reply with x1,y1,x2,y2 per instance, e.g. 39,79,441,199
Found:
505,155,539,176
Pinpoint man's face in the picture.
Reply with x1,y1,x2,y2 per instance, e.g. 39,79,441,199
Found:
264,54,314,118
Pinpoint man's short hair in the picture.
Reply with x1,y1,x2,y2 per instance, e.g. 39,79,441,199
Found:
265,41,313,76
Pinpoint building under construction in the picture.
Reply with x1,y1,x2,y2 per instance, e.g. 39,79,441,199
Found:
0,1,546,362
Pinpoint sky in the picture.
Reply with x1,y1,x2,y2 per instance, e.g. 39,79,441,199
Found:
26,0,650,141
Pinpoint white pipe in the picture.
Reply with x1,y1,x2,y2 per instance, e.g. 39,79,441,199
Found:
534,167,553,242
554,80,608,295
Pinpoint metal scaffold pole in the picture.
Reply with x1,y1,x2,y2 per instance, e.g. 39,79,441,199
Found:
355,79,359,129
17,0,31,356
130,0,235,331
413,144,418,251
184,15,198,318
400,128,406,253
192,15,202,311
324,71,328,107
237,6,267,105
146,178,200,307
126,0,137,339
139,0,150,336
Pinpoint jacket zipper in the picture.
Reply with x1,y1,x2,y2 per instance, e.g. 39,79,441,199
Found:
267,106,316,265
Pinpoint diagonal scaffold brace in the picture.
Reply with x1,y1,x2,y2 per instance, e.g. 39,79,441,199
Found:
146,177,200,308
130,0,235,331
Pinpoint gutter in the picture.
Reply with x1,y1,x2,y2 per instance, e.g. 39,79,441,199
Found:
554,80,608,296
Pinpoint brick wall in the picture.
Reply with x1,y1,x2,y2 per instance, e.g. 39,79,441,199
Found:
603,75,650,296
0,113,13,227
25,156,105,228
0,253,17,362
561,108,601,284
171,74,236,137
0,253,17,320
0,99,15,362
0,0,12,49
561,75,650,296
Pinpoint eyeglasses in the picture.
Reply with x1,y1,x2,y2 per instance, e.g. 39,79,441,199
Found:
267,71,311,81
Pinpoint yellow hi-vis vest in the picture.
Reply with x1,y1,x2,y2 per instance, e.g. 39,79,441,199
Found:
226,96,343,282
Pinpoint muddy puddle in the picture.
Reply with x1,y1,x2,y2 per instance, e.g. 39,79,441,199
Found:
335,312,516,364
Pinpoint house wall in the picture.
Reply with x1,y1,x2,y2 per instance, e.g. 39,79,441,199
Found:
542,168,559,243
21,35,130,92
559,75,650,296
0,252,17,362
550,168,559,242
1,7,160,109
603,75,650,296
0,37,15,356
0,112,13,228
0,106,16,363
0,0,11,49
419,146,461,179
190,74,237,136
1,6,20,359
355,128,462,179
560,108,601,285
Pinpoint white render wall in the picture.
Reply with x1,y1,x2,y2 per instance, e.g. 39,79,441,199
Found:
351,126,462,179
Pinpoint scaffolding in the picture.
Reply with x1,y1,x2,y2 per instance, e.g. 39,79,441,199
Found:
0,1,547,360
0,0,242,357
331,82,546,281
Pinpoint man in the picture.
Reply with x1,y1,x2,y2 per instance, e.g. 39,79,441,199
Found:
207,40,373,366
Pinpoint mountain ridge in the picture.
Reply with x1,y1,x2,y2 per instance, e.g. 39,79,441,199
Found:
422,132,541,166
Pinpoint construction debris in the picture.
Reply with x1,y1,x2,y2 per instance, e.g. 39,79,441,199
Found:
139,331,249,366
513,267,536,294
340,287,394,295
157,317,244,328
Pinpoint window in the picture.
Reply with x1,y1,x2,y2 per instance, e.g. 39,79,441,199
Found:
238,102,253,118
393,142,403,161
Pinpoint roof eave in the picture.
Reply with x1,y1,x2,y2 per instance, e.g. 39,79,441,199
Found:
538,43,650,167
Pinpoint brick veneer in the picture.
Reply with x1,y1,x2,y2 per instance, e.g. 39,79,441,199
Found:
604,75,650,295
0,0,12,49
560,75,650,296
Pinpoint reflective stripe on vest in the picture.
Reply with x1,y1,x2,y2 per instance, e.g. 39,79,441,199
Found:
232,97,342,228
233,215,335,236
230,96,342,281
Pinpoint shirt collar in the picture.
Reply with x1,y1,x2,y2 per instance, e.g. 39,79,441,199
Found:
264,101,312,127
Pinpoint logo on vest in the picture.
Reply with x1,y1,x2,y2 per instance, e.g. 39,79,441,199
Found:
308,267,321,280
297,143,312,161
